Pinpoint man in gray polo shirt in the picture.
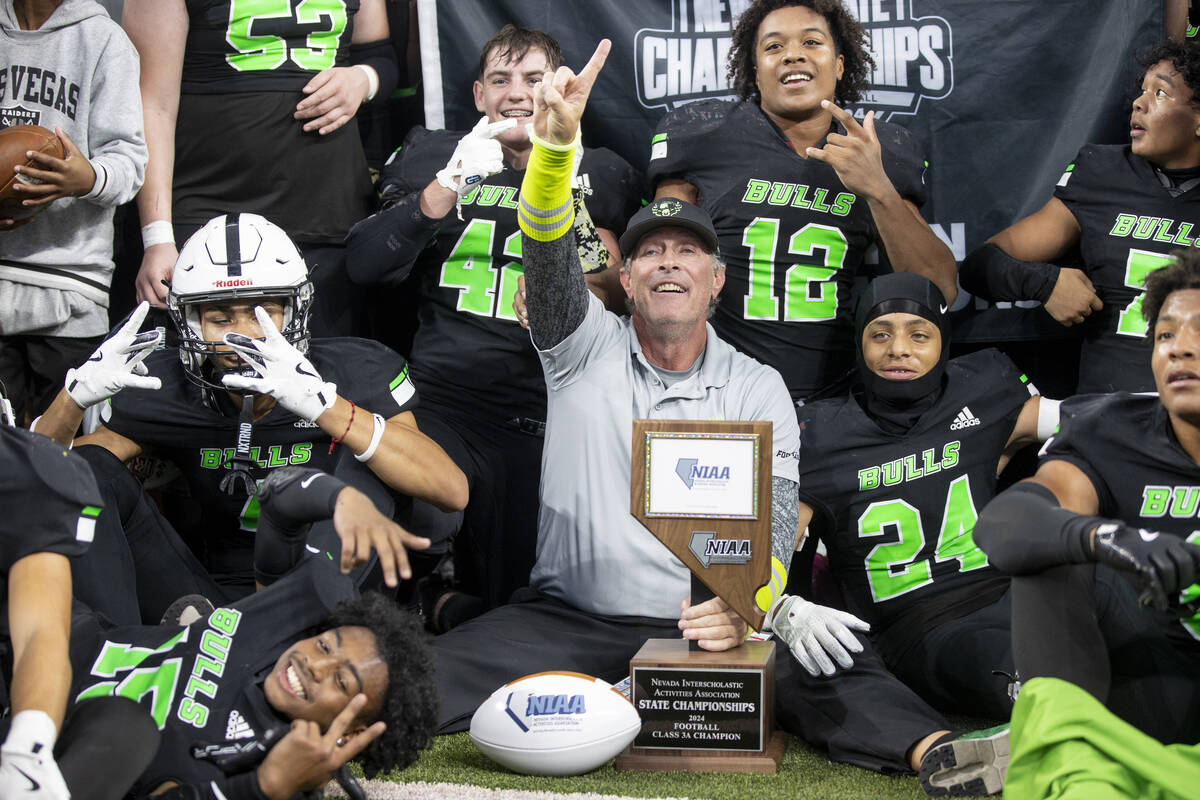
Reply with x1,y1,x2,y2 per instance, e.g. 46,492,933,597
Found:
430,38,863,727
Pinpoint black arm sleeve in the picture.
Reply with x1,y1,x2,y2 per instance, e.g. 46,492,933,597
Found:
254,467,347,586
974,482,1097,574
524,229,590,351
344,189,440,286
960,242,1060,303
349,39,398,107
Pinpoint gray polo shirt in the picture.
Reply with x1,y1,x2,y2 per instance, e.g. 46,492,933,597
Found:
530,294,800,619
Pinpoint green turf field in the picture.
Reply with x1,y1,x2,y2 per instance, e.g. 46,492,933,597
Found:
369,731,928,800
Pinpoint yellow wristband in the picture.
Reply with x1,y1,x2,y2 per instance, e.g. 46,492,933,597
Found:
518,132,579,242
755,556,789,614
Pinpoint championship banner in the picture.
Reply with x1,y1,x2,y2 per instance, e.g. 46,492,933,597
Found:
418,0,1164,343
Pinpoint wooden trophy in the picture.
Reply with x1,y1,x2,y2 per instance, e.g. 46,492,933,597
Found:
615,420,785,773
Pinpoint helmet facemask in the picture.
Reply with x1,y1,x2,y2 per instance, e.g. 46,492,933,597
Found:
166,214,314,394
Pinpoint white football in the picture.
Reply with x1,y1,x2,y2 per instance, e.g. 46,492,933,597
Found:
469,671,641,775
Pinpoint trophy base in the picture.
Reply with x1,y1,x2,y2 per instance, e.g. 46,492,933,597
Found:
616,638,782,774
615,729,786,773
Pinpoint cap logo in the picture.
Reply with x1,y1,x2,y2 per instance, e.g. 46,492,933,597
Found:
651,198,683,217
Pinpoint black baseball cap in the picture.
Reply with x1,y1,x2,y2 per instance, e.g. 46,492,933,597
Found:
618,197,720,257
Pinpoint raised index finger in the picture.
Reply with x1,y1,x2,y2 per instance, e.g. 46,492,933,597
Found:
120,300,152,338
254,305,285,339
326,693,370,741
574,39,612,93
821,99,861,131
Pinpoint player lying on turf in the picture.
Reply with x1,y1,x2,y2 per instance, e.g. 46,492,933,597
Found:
975,248,1200,750
34,213,466,625
961,39,1200,394
68,465,437,799
792,272,1058,796
0,419,159,800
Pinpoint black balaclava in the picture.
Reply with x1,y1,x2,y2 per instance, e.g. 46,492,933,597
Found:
853,273,950,434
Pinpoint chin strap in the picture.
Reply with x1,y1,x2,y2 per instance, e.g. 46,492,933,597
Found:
219,395,258,496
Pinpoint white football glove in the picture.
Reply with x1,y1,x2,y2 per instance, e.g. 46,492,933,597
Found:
0,710,70,800
435,115,517,195
64,300,162,408
764,594,870,677
220,306,337,422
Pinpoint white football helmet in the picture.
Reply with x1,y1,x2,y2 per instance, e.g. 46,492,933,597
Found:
167,213,314,390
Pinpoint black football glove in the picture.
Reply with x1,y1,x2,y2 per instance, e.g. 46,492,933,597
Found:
1089,521,1200,611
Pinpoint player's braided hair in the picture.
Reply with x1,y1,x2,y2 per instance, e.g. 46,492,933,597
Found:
1143,248,1200,331
325,592,437,777
1138,40,1200,108
728,0,872,106
477,24,564,77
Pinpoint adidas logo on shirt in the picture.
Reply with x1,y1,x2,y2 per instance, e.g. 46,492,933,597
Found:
225,710,254,740
950,406,981,431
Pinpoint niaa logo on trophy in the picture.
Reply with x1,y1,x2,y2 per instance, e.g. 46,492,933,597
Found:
675,457,733,489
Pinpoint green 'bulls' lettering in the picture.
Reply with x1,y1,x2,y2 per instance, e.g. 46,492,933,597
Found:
1140,485,1200,518
198,443,313,471
1109,214,1197,246
175,608,243,729
858,441,960,491
740,179,854,216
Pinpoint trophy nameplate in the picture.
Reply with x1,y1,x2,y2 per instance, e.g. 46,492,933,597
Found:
615,420,784,773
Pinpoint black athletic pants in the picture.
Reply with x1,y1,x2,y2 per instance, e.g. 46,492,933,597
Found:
887,590,1016,720
405,403,544,608
0,333,100,422
430,589,949,773
1012,562,1200,744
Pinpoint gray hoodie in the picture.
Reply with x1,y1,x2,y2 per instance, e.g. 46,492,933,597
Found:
0,0,146,309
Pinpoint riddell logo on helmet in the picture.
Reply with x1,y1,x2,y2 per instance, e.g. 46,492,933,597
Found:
213,278,254,288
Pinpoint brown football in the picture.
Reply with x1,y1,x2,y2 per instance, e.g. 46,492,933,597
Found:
0,125,65,222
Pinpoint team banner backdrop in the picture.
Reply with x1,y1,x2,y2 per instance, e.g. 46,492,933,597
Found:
418,0,1163,342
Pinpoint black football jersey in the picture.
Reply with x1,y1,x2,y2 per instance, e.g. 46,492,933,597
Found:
100,338,416,584
172,91,373,244
797,350,1033,648
181,0,360,93
1041,392,1200,644
0,426,98,575
1055,145,1200,393
647,99,928,400
376,127,642,421
173,1,373,242
69,556,354,797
